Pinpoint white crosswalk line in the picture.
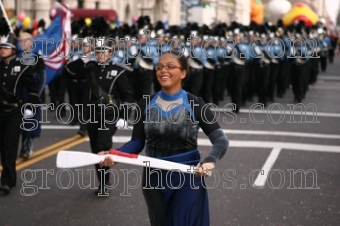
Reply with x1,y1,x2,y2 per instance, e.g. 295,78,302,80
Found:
41,125,340,139
253,147,282,187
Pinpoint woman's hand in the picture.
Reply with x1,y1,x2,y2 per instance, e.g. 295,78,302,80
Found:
98,151,116,167
195,162,215,177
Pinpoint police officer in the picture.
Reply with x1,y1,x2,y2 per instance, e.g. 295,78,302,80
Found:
0,33,39,194
86,37,134,195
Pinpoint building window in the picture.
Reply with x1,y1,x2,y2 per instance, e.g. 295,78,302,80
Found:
95,1,100,9
78,0,84,9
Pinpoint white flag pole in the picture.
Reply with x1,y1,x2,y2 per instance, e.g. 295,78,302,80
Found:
0,1,14,34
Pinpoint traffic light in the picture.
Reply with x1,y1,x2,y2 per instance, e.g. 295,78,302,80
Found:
202,0,211,9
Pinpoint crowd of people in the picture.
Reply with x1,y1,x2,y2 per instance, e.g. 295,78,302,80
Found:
48,16,338,120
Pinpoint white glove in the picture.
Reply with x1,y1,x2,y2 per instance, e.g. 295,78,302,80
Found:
24,109,33,117
195,162,215,177
116,118,128,128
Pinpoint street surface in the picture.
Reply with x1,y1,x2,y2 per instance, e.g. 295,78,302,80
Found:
1,57,340,226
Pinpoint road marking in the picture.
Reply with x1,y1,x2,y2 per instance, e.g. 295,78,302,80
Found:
41,125,80,129
16,137,88,171
83,136,340,153
318,75,340,81
41,125,340,140
213,108,340,118
253,147,282,187
0,135,82,171
313,85,340,90
218,129,340,139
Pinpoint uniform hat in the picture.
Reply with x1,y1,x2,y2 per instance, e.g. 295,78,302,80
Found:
90,16,112,52
90,16,110,38
71,20,80,40
137,16,152,36
79,25,93,46
155,21,165,37
0,17,16,49
121,23,131,39
94,37,115,52
189,22,200,37
200,24,210,40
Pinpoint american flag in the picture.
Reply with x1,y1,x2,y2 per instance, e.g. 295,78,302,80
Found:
35,2,71,84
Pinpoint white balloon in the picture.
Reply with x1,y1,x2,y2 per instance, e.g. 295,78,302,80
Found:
268,0,292,15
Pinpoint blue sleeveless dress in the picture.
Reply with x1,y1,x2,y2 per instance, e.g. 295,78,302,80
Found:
142,89,210,226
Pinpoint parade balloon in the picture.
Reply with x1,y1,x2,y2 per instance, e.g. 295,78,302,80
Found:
23,17,32,28
85,18,91,26
282,2,319,27
17,12,26,22
33,20,39,30
17,20,23,28
252,13,264,25
50,8,58,20
268,0,291,15
250,0,264,24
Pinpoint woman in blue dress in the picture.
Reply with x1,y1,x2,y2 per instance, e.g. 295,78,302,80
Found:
99,50,229,226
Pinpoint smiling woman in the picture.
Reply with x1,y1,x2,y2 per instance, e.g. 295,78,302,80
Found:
98,51,229,225
155,50,190,94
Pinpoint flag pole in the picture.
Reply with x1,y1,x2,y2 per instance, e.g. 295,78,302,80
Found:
0,1,14,34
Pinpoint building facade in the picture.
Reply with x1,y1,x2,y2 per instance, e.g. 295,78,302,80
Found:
5,0,329,28
2,0,251,28
2,0,181,26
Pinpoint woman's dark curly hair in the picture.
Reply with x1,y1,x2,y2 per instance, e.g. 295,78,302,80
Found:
160,50,190,85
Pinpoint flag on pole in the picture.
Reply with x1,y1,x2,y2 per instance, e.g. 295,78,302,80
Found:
33,2,72,84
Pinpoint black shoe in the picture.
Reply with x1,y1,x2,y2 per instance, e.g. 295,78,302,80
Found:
94,184,111,196
20,151,32,160
0,185,11,194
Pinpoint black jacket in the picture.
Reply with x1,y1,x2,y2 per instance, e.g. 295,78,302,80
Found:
85,61,134,116
0,56,39,110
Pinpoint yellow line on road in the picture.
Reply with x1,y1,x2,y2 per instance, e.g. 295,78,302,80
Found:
0,135,84,171
16,135,81,162
16,136,88,171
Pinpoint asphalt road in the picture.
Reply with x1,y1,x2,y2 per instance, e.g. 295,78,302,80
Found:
1,56,340,226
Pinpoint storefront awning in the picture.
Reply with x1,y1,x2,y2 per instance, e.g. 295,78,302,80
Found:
70,9,117,21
